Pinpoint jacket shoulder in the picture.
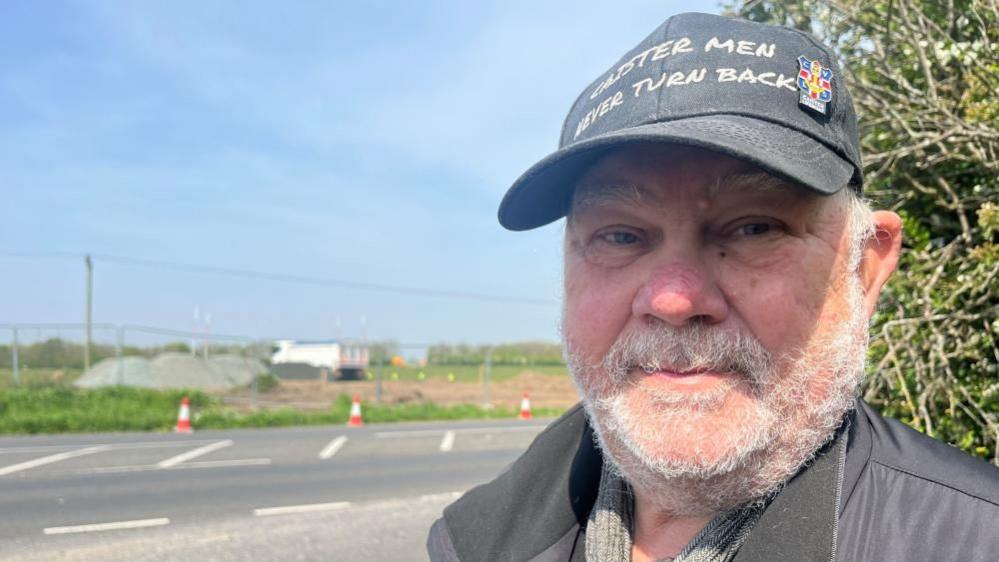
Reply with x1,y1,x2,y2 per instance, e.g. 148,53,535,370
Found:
858,400,999,504
427,517,461,562
837,403,999,561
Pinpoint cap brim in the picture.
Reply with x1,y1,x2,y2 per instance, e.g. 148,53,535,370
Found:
498,114,856,231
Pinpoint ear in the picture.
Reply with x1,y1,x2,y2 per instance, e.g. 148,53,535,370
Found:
859,211,903,318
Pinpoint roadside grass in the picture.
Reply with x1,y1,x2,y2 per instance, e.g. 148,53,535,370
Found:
0,368,82,389
0,387,214,434
364,363,567,383
0,387,565,435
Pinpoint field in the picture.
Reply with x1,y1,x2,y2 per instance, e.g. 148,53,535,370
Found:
361,363,567,383
0,364,579,434
0,367,82,388
222,369,579,412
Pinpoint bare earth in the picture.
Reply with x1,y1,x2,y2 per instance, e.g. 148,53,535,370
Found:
220,371,581,411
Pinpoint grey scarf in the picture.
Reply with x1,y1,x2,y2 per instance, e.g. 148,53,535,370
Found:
584,465,764,562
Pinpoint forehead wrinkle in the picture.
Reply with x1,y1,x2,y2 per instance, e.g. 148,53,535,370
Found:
580,170,802,208
568,170,812,222
711,171,839,234
708,171,802,200
570,182,664,217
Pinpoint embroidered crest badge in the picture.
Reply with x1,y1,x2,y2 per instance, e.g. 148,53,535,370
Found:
797,56,833,115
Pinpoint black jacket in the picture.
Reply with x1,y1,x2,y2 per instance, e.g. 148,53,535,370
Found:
427,401,999,561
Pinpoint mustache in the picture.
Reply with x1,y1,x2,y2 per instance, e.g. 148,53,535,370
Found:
599,321,775,384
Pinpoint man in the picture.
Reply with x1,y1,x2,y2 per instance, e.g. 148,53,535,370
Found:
428,12,999,561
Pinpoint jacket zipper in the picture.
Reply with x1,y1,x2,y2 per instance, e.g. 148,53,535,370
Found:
828,417,850,562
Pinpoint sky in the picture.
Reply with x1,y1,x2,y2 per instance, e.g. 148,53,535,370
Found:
0,0,719,347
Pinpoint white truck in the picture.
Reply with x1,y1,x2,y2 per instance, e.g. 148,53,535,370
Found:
271,339,369,380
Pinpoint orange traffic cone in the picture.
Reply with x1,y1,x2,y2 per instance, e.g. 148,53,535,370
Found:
347,394,363,426
174,396,193,433
519,393,532,420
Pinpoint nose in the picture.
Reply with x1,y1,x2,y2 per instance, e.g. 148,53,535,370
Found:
632,260,729,327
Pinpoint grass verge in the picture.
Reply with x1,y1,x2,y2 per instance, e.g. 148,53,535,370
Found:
0,387,565,435
0,368,82,389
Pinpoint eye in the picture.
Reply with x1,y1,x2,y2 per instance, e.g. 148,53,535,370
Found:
736,223,772,236
598,230,641,245
725,217,785,239
582,225,653,267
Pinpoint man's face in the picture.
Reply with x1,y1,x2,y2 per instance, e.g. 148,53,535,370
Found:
562,144,871,513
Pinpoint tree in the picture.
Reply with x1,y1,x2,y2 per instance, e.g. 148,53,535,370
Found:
367,340,401,364
729,0,998,463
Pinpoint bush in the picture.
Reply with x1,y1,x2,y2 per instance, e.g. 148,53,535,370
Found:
731,0,998,463
252,373,280,393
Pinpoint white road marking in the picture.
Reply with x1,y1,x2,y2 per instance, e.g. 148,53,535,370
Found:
318,436,348,460
0,445,111,476
374,425,545,439
156,440,233,469
419,491,464,503
43,517,170,535
175,458,271,470
439,431,455,452
253,501,351,517
82,458,271,475
0,440,216,455
38,493,466,538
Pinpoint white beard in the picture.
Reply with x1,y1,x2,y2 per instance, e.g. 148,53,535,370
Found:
564,275,869,516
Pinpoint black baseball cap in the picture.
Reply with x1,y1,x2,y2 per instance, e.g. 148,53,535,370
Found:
498,12,862,231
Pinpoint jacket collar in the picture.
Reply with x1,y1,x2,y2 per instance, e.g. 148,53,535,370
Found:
444,403,862,561
732,417,850,561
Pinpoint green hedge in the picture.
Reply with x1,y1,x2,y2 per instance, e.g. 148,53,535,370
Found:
731,0,998,464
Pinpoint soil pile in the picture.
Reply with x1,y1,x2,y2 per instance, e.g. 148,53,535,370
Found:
75,353,267,390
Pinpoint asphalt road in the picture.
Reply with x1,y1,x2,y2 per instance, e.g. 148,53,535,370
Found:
0,419,552,561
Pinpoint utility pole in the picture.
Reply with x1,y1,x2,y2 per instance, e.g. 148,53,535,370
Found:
203,312,211,359
376,355,384,404
84,255,92,372
192,307,200,357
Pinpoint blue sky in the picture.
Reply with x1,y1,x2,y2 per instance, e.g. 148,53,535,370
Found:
1,0,718,346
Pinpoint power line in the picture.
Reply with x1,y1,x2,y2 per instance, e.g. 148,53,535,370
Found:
0,251,81,260
0,251,558,307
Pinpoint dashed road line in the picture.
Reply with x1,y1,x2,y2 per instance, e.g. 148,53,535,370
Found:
250,493,464,518
439,431,455,452
43,517,170,535
156,440,233,469
318,436,348,460
40,493,466,537
253,501,351,517
0,440,216,455
374,425,546,439
418,491,464,503
176,458,271,470
0,445,112,477
83,457,271,475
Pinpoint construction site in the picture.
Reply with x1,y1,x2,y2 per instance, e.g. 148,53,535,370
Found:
1,324,579,419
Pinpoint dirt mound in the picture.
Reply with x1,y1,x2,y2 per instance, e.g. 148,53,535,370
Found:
75,353,267,390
